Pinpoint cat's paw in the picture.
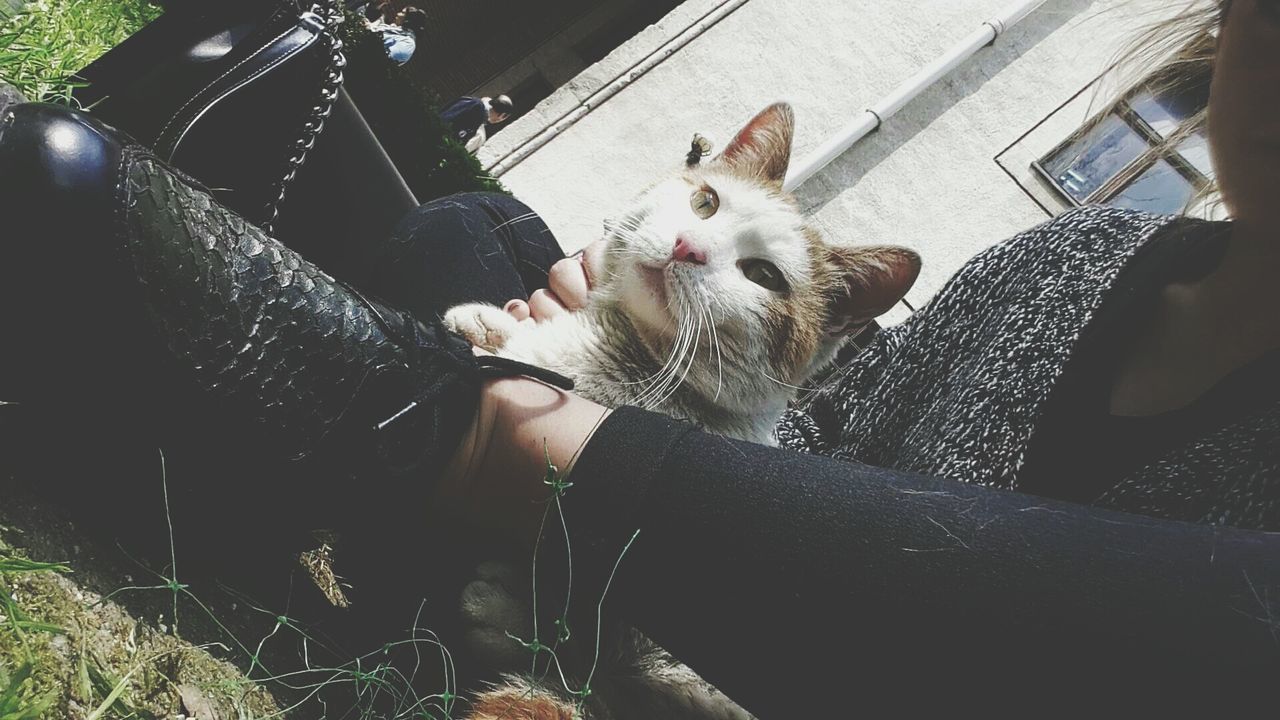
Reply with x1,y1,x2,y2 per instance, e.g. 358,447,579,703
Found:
459,560,535,671
443,303,519,352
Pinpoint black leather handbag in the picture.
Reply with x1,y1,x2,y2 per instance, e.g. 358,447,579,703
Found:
75,0,348,233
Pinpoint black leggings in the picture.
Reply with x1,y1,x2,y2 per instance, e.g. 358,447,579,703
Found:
360,191,566,321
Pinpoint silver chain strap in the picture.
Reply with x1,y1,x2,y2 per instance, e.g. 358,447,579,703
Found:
261,0,348,233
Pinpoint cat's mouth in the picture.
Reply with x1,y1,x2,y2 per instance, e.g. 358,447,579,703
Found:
637,262,671,309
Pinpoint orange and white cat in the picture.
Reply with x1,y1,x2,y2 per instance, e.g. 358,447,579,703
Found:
445,103,919,446
446,103,919,720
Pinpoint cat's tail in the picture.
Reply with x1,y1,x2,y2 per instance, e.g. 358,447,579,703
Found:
460,660,756,720
463,676,579,720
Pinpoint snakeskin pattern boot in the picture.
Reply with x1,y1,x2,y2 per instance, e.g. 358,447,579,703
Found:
0,104,568,581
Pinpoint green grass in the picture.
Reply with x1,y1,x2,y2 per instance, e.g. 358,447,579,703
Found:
0,0,160,104
0,661,56,720
0,548,67,720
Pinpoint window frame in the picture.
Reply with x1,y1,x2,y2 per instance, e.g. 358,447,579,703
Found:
1031,60,1213,211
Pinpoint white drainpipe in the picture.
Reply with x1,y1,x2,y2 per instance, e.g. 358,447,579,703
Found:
783,0,1051,192
485,0,752,177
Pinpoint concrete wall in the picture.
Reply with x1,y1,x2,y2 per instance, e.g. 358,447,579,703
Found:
481,0,1182,324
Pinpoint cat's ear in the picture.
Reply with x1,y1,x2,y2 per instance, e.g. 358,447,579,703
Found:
823,246,921,335
710,102,794,188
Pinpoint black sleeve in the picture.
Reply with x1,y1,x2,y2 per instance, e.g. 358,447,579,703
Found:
564,407,1280,715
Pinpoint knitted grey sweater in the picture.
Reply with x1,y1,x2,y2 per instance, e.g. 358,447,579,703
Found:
776,205,1280,531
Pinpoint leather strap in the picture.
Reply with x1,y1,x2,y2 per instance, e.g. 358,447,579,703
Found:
155,11,326,160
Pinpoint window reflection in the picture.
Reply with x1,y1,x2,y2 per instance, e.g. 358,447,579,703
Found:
1107,159,1195,215
1042,115,1148,203
1034,57,1214,213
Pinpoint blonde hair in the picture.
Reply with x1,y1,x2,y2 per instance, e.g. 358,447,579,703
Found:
1082,0,1228,213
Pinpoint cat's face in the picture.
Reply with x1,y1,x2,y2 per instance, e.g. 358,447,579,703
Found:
594,103,920,388
603,170,806,341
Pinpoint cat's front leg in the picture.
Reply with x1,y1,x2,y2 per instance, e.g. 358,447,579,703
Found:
443,302,521,353
459,559,537,672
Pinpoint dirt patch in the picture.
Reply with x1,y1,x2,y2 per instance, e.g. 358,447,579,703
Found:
0,480,283,719
0,466,477,719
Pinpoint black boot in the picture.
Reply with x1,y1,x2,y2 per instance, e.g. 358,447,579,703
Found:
0,103,568,596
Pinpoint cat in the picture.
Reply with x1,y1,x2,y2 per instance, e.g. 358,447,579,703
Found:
445,102,920,719
444,102,919,446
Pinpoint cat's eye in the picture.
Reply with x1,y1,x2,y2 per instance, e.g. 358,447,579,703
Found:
740,259,787,292
690,187,719,219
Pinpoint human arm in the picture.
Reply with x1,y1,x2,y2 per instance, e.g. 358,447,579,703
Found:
456,213,1280,711
441,381,1280,714
463,124,486,153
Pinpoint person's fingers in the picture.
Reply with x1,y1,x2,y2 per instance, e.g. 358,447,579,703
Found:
547,256,591,310
581,240,605,288
527,288,569,321
503,299,531,321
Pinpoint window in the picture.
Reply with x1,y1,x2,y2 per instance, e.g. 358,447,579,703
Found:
1033,63,1213,215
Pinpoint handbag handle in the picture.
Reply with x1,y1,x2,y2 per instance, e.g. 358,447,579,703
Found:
264,1,347,232
156,11,328,158
159,1,346,232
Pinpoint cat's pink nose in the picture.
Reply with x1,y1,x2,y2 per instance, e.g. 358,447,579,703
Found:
673,235,708,265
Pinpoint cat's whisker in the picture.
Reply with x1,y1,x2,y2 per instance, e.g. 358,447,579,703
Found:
652,306,695,407
624,317,686,390
603,241,652,257
632,351,674,404
651,296,696,408
650,301,691,386
703,298,725,403
489,211,543,233
641,340,680,408
654,299,701,409
761,370,819,394
633,301,691,407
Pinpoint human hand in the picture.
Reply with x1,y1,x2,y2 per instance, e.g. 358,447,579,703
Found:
502,240,603,324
